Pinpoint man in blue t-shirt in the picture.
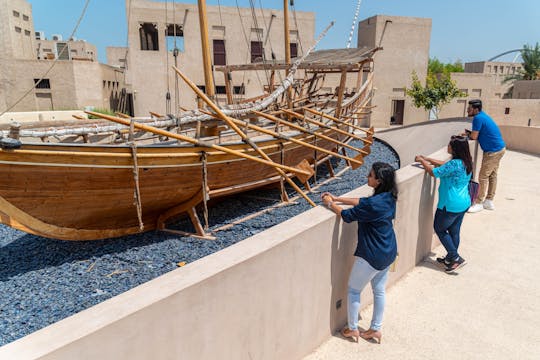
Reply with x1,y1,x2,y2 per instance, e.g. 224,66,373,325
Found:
465,99,506,213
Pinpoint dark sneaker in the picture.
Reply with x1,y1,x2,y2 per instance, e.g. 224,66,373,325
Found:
436,257,450,265
445,257,466,272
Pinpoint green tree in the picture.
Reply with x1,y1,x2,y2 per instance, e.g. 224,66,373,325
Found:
428,57,464,75
504,42,540,83
405,71,465,120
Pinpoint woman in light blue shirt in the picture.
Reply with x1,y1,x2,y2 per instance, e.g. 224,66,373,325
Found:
415,135,473,272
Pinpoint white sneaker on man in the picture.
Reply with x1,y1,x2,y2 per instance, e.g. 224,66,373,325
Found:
468,203,484,213
483,199,495,210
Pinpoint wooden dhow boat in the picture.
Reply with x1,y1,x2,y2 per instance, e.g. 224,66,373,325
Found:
0,3,379,241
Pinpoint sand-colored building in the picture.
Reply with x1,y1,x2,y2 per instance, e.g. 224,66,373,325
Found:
438,61,540,126
0,0,128,116
356,15,432,127
123,0,315,116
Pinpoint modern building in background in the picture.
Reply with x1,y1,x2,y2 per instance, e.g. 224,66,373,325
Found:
0,0,127,116
123,0,315,116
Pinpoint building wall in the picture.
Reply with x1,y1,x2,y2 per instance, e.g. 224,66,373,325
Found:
513,79,540,99
0,0,35,60
126,0,315,116
37,40,98,61
106,47,128,68
357,15,431,127
0,59,125,112
465,61,523,76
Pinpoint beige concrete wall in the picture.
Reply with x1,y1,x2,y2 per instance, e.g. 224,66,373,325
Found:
1,120,537,359
357,15,431,127
126,0,315,116
513,80,540,99
464,61,523,76
500,125,540,154
0,59,125,113
37,40,98,61
0,153,439,360
106,47,128,68
376,118,472,166
0,0,35,60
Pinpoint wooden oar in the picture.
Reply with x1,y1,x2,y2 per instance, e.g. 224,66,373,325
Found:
253,110,369,156
198,109,364,169
303,107,374,135
172,65,316,207
281,109,373,145
84,111,311,177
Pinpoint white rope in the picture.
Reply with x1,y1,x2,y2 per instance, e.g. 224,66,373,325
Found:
346,0,362,49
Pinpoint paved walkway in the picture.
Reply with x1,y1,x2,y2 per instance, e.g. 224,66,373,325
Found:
304,150,540,360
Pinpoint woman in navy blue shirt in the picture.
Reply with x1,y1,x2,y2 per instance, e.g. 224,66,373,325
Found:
322,162,397,344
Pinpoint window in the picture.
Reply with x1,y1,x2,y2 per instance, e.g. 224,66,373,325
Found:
13,10,20,17
34,79,51,89
472,88,482,97
215,86,227,94
290,42,298,58
166,24,184,52
251,41,263,63
56,42,70,60
139,23,159,51
504,107,510,115
213,39,226,66
15,26,22,33
459,89,468,96
233,85,245,95
23,14,29,21
24,30,30,36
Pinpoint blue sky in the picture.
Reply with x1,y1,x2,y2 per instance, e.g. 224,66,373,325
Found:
28,0,540,64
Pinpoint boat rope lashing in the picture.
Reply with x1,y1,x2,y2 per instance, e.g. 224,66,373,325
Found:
128,119,144,231
201,151,210,230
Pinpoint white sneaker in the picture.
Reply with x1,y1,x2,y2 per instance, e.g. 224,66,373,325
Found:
483,200,495,210
468,203,484,213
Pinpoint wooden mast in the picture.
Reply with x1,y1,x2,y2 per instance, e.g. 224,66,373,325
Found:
284,0,293,109
198,0,215,98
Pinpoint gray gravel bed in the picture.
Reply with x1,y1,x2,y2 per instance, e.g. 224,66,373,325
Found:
0,139,398,346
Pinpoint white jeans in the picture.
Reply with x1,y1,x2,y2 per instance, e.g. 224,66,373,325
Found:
347,257,389,331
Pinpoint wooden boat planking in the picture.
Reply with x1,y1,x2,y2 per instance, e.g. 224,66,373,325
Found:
0,124,355,240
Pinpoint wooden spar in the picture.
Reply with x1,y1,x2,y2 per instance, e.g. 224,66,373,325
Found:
252,110,369,156
303,107,374,134
281,109,374,145
198,109,364,167
84,111,311,177
197,0,215,98
224,72,233,104
335,70,347,118
171,66,316,207
283,0,292,111
115,112,131,119
149,111,164,118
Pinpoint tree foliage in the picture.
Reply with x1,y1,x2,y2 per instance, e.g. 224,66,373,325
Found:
405,62,465,120
428,58,464,75
504,42,540,83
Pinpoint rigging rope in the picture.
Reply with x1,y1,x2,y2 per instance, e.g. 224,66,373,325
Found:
249,0,271,89
0,0,91,117
235,0,265,96
346,0,362,48
165,0,171,114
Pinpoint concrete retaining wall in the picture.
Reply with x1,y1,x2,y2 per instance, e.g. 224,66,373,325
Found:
1,121,536,359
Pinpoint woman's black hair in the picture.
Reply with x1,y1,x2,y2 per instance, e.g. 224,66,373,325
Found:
449,135,473,174
372,162,398,199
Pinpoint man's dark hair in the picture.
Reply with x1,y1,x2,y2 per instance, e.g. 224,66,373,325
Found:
468,99,482,111
372,162,398,199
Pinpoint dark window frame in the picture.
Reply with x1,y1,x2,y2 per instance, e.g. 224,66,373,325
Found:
213,39,226,66
139,23,159,51
250,41,263,63
34,78,51,89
